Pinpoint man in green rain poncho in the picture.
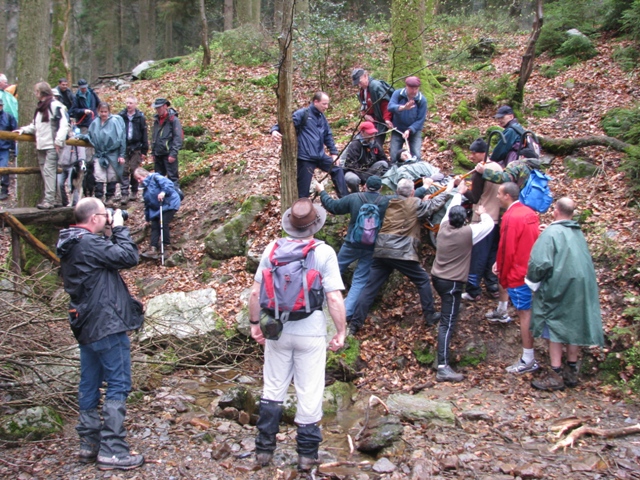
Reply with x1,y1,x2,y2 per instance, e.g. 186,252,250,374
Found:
525,197,604,391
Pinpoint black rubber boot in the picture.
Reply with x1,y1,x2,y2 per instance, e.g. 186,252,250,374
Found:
296,422,322,464
98,399,130,457
76,409,101,463
255,399,283,456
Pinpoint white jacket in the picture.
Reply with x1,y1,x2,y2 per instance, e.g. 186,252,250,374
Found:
19,100,69,150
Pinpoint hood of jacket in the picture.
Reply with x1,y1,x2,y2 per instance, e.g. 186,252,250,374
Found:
57,226,92,259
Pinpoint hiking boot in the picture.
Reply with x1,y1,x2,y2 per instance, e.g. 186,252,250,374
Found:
255,452,272,467
120,195,129,206
347,323,359,336
298,455,318,471
461,292,480,302
96,454,144,471
436,365,464,383
531,369,565,391
36,201,54,210
486,308,512,323
506,358,539,374
104,197,115,208
563,364,579,388
0,192,8,201
487,289,500,299
425,312,441,326
141,247,158,260
78,445,99,464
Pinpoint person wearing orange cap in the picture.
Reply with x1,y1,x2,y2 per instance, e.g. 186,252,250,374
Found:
388,76,427,163
342,121,389,193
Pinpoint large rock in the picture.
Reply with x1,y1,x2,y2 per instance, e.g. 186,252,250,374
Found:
0,406,63,440
386,393,455,425
141,288,218,340
132,60,155,79
356,414,404,452
204,195,273,259
564,156,598,178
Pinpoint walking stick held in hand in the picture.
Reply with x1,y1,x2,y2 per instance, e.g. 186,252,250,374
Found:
159,201,165,266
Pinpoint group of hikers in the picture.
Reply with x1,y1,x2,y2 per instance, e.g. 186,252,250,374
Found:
5,68,605,473
0,75,184,260
245,69,606,470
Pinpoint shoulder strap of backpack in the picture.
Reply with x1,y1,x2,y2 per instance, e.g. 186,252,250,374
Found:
358,192,382,206
295,108,310,134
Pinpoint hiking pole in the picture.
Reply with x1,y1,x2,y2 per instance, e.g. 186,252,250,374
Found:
159,201,165,266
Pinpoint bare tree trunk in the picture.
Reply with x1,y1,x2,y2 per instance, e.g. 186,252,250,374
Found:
236,0,252,26
139,0,155,61
165,16,173,57
0,0,6,73
104,1,116,73
514,0,543,106
273,0,283,32
5,0,19,81
223,0,233,31
251,0,260,25
16,0,51,208
276,0,297,210
199,0,211,69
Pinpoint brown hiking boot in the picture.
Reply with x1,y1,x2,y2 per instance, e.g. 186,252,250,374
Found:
531,369,565,391
141,247,158,260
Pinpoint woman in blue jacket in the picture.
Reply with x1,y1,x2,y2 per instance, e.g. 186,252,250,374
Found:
134,167,181,259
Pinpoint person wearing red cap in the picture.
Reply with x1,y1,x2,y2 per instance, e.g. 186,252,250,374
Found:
388,76,427,164
342,121,389,193
352,68,394,148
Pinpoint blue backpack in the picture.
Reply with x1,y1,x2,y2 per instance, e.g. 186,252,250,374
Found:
349,194,383,246
520,169,552,213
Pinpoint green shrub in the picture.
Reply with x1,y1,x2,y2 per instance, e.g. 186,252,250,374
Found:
601,104,640,144
556,35,598,59
536,0,601,55
474,74,515,109
621,0,640,43
210,26,276,67
613,45,640,71
183,125,206,137
602,0,634,31
540,56,582,78
249,73,278,87
452,127,481,147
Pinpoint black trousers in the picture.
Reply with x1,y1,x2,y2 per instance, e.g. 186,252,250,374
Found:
350,257,435,329
154,154,179,184
432,276,464,366
466,224,499,297
150,209,176,248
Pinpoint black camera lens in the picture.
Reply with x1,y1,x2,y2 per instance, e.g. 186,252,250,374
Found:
106,208,129,222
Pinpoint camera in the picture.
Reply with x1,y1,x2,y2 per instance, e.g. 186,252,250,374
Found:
106,208,129,223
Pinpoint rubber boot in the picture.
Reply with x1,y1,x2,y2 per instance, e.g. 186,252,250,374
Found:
296,422,322,470
96,399,144,470
76,409,101,463
255,399,283,465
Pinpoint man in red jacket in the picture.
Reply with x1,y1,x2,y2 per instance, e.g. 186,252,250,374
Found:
494,182,540,374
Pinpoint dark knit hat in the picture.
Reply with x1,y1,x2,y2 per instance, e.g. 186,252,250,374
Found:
365,176,382,191
470,138,488,153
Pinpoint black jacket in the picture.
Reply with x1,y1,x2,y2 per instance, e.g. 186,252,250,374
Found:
70,88,101,128
58,88,75,111
57,226,143,345
118,108,149,155
151,108,183,158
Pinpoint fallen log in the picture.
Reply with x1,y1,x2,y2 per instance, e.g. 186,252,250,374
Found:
539,135,632,156
550,423,640,452
0,167,65,175
0,207,75,226
0,131,92,147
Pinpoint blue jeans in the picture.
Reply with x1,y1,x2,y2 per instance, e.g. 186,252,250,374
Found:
0,149,9,193
78,332,132,411
337,242,374,318
389,130,422,163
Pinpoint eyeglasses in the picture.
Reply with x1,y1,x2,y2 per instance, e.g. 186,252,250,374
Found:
94,213,109,218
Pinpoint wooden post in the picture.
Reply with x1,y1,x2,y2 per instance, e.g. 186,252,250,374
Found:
0,212,60,266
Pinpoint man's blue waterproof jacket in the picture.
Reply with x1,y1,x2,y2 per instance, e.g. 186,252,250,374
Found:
388,88,427,134
0,110,17,151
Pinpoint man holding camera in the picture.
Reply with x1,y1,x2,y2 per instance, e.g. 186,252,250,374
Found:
57,198,144,471
248,198,346,471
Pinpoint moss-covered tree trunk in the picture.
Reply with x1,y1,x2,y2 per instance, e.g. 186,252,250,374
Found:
276,0,297,211
17,0,50,208
49,0,72,85
199,0,211,69
223,0,233,30
0,0,6,74
390,0,441,107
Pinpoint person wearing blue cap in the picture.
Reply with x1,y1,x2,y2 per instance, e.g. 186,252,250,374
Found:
490,105,524,164
315,176,391,322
